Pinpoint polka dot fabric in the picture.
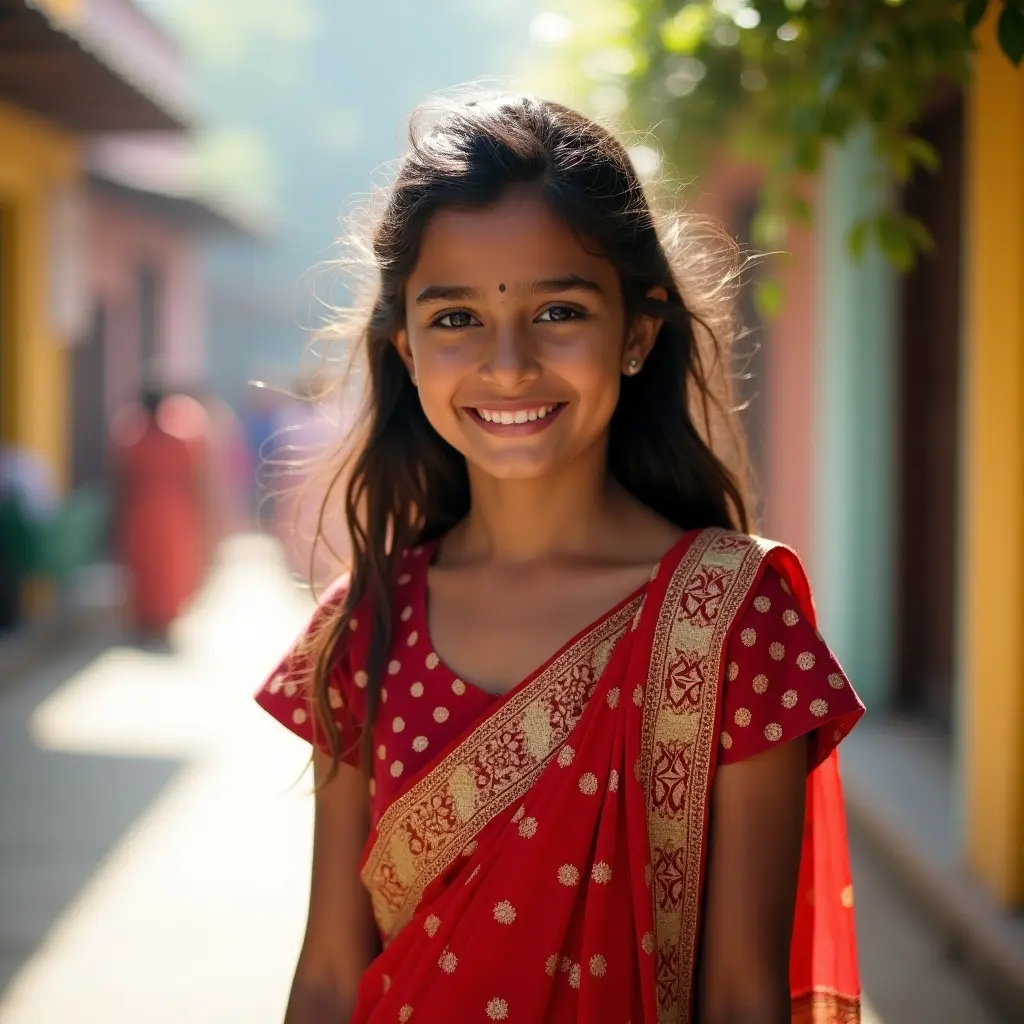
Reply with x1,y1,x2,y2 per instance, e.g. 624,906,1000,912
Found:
718,566,863,768
254,548,495,825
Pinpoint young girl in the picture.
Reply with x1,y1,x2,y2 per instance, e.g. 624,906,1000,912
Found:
256,95,864,1024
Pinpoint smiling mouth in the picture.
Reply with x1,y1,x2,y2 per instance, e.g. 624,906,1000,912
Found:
471,403,563,425
465,402,567,434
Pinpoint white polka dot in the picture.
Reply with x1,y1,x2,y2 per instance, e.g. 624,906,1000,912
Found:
770,642,785,661
407,630,419,646
753,674,769,694
392,716,406,733
398,573,412,585
579,772,599,795
349,617,359,631
381,688,389,704
782,689,798,709
810,698,829,717
545,954,558,976
734,707,751,727
590,953,607,977
797,651,816,671
390,760,404,777
557,746,575,767
377,744,386,760
328,687,343,709
388,659,401,675
452,679,466,696
828,673,845,690
439,950,458,973
720,731,733,749
486,998,509,1020
741,628,757,647
518,816,538,838
399,1005,413,1022
433,706,449,723
292,708,307,725
765,723,783,742
400,605,413,622
369,777,376,796
410,681,424,697
412,735,429,753
283,681,297,697
558,864,580,886
641,932,655,955
592,861,612,883
783,609,799,626
633,685,644,705
267,674,283,694
426,652,440,670
606,687,620,708
424,914,440,937
727,662,739,681
608,769,619,792
753,596,771,613
569,963,581,989
354,670,368,688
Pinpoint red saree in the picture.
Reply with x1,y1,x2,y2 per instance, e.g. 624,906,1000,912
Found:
257,528,863,1022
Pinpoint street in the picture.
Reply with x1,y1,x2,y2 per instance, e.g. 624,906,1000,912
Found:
0,535,1007,1023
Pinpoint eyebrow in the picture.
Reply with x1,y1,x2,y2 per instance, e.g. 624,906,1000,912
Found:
413,274,605,305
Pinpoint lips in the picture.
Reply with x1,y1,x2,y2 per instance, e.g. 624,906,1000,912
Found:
465,402,567,435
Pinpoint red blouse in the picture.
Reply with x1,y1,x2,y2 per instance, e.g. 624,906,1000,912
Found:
256,544,864,824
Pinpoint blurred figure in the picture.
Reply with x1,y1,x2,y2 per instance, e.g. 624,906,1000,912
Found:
0,444,58,632
197,389,254,542
111,387,210,642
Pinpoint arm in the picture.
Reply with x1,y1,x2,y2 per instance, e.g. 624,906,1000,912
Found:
697,736,807,1024
285,749,380,1024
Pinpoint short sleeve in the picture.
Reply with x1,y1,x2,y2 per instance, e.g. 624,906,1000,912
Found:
718,566,864,769
253,574,365,766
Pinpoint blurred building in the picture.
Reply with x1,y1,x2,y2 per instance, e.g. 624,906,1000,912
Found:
708,16,1022,1012
0,0,257,629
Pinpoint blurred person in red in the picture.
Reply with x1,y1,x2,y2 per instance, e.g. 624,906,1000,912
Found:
111,385,210,642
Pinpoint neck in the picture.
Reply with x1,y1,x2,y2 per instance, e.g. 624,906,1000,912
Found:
452,441,624,565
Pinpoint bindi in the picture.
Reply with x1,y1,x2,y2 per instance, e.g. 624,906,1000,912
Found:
498,282,506,293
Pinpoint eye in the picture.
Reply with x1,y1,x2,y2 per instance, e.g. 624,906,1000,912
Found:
536,305,584,323
432,310,481,330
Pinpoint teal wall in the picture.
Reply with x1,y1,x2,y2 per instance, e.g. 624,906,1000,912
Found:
812,128,897,712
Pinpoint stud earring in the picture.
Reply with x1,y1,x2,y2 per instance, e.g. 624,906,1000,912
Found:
626,358,640,375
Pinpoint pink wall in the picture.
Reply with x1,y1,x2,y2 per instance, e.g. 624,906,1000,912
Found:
698,157,817,559
85,187,204,416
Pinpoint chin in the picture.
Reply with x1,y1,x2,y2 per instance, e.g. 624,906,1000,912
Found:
466,448,566,481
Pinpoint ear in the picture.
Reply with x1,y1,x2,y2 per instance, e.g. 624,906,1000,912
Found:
393,329,417,385
622,286,667,376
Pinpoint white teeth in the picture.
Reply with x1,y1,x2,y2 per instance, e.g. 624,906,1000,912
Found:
477,404,558,424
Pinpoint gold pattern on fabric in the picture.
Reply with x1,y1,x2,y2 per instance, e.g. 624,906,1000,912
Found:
791,990,861,1023
641,528,776,1023
361,598,639,940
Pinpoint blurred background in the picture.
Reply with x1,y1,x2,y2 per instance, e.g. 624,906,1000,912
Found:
0,0,1022,1021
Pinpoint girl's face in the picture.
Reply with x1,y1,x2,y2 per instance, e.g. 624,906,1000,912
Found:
396,190,662,481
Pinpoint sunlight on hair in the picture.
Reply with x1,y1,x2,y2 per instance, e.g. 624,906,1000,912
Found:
529,11,573,45
627,143,662,179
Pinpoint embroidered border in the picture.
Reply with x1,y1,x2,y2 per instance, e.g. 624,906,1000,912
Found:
642,528,771,1023
791,990,861,1023
361,597,640,940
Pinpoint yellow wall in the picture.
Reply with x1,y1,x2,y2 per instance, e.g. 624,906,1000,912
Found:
0,100,78,490
962,16,1024,906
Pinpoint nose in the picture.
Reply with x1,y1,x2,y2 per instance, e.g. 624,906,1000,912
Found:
479,322,540,389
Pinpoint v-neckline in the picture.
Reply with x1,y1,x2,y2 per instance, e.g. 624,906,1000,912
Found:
414,530,695,702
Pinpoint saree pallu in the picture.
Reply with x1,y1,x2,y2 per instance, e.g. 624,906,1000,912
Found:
352,529,861,1023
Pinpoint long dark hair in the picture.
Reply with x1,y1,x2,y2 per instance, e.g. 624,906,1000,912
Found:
302,94,752,774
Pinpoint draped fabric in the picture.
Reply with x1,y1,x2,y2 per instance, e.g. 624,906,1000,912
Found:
256,528,863,1022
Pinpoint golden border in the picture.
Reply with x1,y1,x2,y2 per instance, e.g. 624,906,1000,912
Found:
642,528,774,1023
791,990,861,1023
361,596,640,940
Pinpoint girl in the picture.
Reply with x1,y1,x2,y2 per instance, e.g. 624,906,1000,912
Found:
256,95,864,1024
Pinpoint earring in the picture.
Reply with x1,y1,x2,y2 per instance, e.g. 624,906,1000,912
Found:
626,358,640,375
410,369,417,386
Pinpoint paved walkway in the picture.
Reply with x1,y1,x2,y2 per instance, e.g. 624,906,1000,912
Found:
0,535,1008,1022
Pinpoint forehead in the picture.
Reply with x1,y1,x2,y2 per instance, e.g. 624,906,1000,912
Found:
408,191,615,289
